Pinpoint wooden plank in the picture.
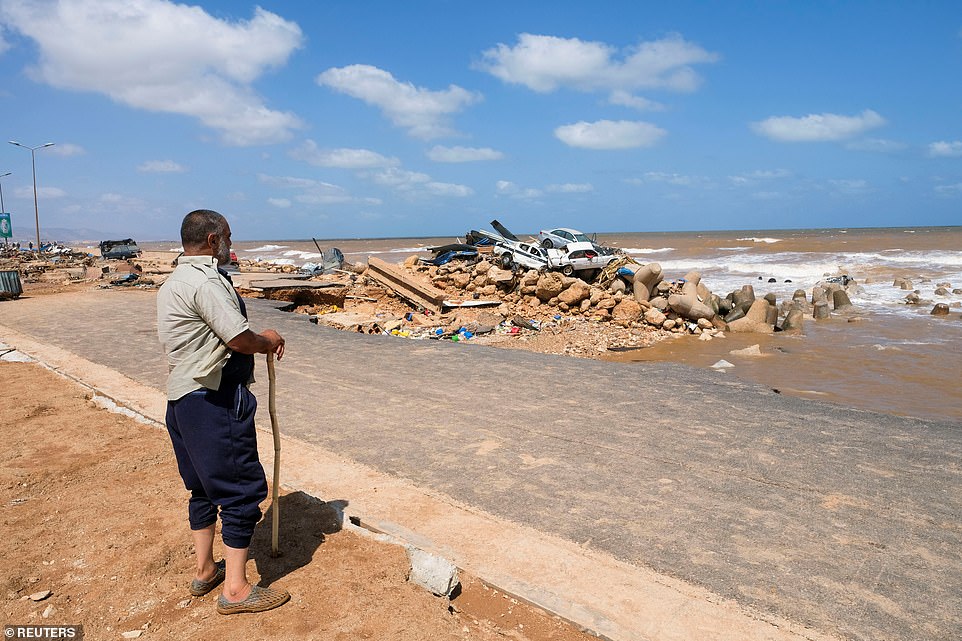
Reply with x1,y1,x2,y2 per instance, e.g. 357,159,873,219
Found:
366,257,445,313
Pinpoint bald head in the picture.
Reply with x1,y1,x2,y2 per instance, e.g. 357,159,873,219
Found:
181,209,227,251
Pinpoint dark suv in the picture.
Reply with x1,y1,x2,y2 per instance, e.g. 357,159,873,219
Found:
99,239,142,259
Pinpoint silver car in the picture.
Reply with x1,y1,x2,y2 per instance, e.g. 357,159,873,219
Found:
537,227,593,249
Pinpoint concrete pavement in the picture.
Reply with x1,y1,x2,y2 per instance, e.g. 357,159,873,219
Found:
1,287,960,641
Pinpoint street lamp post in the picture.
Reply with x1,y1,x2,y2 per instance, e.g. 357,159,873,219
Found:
0,172,10,245
9,141,55,251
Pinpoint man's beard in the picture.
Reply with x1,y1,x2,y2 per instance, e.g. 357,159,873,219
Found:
215,237,231,266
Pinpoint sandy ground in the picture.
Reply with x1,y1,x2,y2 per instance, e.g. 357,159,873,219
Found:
0,361,597,641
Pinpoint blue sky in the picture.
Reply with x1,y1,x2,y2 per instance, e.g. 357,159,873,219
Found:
0,1,960,242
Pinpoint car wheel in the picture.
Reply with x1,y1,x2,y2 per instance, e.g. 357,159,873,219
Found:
500,254,513,268
561,265,574,277
541,239,553,249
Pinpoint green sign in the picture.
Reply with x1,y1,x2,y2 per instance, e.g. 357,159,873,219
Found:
0,213,10,239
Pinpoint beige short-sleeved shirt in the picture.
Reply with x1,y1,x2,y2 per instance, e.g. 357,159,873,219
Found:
157,255,250,400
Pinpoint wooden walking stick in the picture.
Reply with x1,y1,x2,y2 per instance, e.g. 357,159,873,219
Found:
267,352,281,557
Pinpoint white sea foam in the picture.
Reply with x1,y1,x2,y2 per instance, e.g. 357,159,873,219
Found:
282,250,323,260
168,246,184,252
245,244,288,252
622,247,675,254
737,237,782,244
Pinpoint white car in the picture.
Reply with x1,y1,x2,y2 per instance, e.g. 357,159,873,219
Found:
537,227,593,249
496,241,549,270
547,242,615,277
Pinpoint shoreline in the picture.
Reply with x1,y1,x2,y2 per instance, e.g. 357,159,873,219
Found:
4,243,961,423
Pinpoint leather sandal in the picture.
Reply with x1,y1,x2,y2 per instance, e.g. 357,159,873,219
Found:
216,585,291,615
189,559,226,597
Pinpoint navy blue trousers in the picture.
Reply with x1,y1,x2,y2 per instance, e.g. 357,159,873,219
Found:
165,383,268,549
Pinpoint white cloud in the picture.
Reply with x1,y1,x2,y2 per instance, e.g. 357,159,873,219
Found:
138,160,186,173
476,33,718,94
728,169,791,185
546,183,593,193
357,167,471,198
928,140,962,157
0,23,10,54
494,180,542,199
15,185,65,199
46,142,84,156
845,138,906,153
829,179,870,193
641,171,695,186
99,192,144,209
934,183,962,195
425,182,473,197
427,145,503,162
268,198,291,208
0,0,304,146
751,110,885,142
554,120,666,150
289,140,399,168
608,90,665,111
258,173,361,205
370,167,431,188
316,64,481,139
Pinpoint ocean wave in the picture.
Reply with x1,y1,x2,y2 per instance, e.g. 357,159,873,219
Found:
245,244,288,252
737,237,782,244
623,247,675,254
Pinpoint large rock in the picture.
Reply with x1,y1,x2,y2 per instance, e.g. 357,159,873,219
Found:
612,298,643,322
535,272,565,301
558,281,591,306
485,267,515,288
644,307,667,326
450,272,471,289
727,299,774,333
931,303,950,316
632,263,663,302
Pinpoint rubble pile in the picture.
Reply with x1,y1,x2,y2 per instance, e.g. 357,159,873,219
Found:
0,247,98,285
238,259,302,273
287,254,860,358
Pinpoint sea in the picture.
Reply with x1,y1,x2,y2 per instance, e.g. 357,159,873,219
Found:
143,226,962,423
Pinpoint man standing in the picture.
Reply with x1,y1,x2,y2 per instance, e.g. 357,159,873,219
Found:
157,209,289,615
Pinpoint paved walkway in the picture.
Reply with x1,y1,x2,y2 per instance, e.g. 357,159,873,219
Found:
2,288,960,641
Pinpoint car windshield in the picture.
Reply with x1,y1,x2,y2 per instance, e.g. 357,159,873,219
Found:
571,232,590,243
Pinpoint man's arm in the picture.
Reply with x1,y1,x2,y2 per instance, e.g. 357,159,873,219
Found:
227,329,286,360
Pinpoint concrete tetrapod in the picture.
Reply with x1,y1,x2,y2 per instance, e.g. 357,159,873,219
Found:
631,262,663,303
727,299,775,333
780,306,805,332
667,271,716,321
